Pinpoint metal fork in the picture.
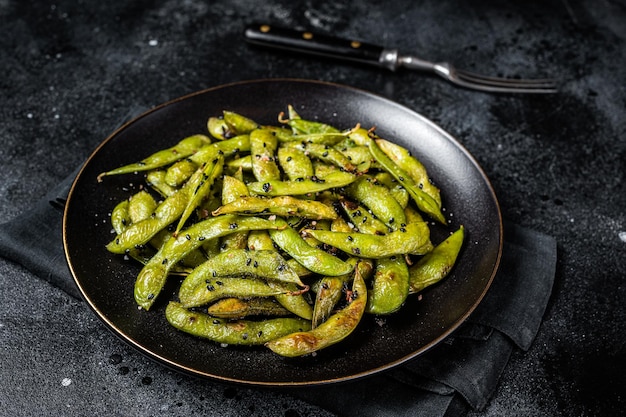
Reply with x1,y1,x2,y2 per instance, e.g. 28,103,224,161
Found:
245,23,557,94
388,52,557,93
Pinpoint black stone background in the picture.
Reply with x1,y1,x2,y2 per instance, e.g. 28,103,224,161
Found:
1,1,624,416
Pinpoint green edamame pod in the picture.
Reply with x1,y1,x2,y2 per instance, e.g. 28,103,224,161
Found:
165,158,197,187
409,226,464,294
268,219,354,277
106,187,189,254
303,221,433,259
277,146,314,180
212,196,338,220
97,134,211,181
189,135,251,164
283,142,356,173
376,138,442,208
339,199,389,235
374,172,410,208
111,200,130,235
226,155,252,171
345,175,406,230
127,191,157,223
219,176,250,251
146,170,178,197
133,215,283,310
180,276,291,308
223,111,259,135
312,258,373,328
175,151,224,234
351,128,445,224
247,171,357,196
366,256,410,315
206,297,292,319
250,128,281,182
265,262,367,357
166,302,310,346
207,116,232,140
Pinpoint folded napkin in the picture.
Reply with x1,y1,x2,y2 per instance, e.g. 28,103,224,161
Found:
0,168,557,417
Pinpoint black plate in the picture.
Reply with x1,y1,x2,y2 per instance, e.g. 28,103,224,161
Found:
64,79,502,386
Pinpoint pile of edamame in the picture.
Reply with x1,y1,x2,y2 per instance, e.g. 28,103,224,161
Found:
99,106,464,357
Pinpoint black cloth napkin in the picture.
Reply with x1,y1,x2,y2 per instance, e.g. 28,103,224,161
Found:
0,169,557,417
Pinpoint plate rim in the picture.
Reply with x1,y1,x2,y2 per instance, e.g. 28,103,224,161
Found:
63,77,503,386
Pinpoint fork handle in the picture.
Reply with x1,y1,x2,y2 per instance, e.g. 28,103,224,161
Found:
244,23,396,70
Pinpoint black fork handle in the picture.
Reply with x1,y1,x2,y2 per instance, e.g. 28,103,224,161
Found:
244,23,386,68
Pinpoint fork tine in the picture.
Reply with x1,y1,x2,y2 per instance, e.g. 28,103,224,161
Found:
455,69,557,88
452,68,557,93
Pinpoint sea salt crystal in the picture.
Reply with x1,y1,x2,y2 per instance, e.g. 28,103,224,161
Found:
619,231,626,243
61,378,72,387
148,39,158,46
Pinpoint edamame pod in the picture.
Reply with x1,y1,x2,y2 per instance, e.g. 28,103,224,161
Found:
250,128,281,182
268,219,354,277
97,134,211,181
283,141,356,173
206,297,292,319
376,138,442,207
345,175,406,230
212,196,338,220
303,221,434,259
366,256,410,315
175,151,224,234
409,226,464,293
134,215,284,310
247,171,357,196
351,128,445,223
166,302,310,345
180,276,291,308
223,110,259,135
165,158,197,187
265,262,367,357
277,146,314,180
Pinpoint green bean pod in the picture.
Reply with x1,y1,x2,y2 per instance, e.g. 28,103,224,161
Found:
206,297,292,319
97,134,211,181
247,171,357,196
133,215,284,310
268,219,354,277
166,302,310,345
212,196,338,220
265,262,367,357
303,221,433,259
219,176,250,251
366,256,410,315
409,226,464,294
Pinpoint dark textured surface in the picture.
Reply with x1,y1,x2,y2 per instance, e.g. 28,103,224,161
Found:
1,1,624,416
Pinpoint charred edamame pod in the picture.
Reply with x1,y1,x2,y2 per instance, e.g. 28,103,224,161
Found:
166,302,310,345
409,226,464,293
265,261,368,357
